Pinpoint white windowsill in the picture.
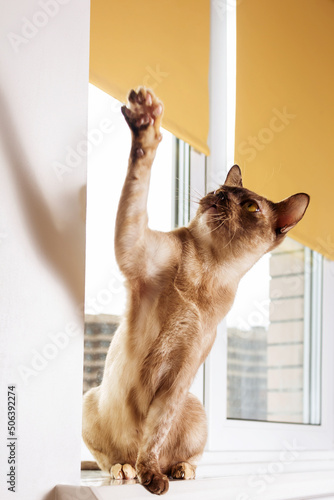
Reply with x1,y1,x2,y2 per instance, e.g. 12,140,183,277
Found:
55,473,334,500
55,451,334,500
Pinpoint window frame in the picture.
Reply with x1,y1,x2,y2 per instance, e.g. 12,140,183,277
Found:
184,146,334,454
188,0,334,464
204,264,334,452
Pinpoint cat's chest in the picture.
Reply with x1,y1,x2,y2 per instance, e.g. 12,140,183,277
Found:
175,260,236,317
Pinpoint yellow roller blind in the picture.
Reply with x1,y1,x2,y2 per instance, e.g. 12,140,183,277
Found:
235,0,334,260
90,0,210,155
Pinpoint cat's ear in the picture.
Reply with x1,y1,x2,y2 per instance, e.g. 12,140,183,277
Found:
274,193,310,234
224,165,243,187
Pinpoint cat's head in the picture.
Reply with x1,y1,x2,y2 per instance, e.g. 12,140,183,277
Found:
191,165,309,269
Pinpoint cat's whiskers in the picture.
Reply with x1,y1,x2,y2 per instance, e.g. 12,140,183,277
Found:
190,198,201,206
173,178,203,207
221,225,238,250
199,213,232,237
210,216,231,235
191,187,204,202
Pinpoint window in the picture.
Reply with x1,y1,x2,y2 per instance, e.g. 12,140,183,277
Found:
199,2,334,459
166,138,326,434
226,239,323,425
174,143,334,459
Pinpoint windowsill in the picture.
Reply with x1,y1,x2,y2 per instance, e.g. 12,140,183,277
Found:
54,451,334,500
55,472,334,500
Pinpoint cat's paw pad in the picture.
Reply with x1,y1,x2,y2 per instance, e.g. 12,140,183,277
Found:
137,464,169,495
121,87,163,143
170,462,196,480
110,463,137,480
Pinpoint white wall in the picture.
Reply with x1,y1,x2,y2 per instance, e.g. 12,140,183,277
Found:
0,1,90,499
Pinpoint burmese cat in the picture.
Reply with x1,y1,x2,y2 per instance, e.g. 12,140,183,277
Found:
82,87,309,495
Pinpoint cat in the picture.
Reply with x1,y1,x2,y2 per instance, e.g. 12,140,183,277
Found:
82,87,309,495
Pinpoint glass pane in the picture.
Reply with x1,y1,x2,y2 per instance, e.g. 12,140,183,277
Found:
83,84,174,393
226,237,322,425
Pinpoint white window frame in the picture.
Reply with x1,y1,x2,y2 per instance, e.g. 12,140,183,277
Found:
195,0,334,477
185,144,334,451
170,134,334,495
204,263,334,451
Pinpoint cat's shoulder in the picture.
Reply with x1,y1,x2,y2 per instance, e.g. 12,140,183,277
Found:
169,226,192,245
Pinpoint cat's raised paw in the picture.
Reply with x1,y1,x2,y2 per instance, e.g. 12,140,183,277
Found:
121,87,163,148
170,462,196,480
110,463,137,480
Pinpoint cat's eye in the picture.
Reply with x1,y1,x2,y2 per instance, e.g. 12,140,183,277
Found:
243,201,260,213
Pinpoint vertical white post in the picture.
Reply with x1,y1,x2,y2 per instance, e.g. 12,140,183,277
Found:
204,0,237,449
207,0,236,191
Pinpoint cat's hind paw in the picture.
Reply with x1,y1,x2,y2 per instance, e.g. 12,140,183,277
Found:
170,462,196,480
110,463,137,480
121,87,163,148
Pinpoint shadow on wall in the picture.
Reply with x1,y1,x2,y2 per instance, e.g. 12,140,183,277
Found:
42,488,56,500
0,86,86,306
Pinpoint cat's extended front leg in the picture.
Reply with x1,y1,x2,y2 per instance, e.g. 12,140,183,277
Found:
136,376,193,495
115,87,165,279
